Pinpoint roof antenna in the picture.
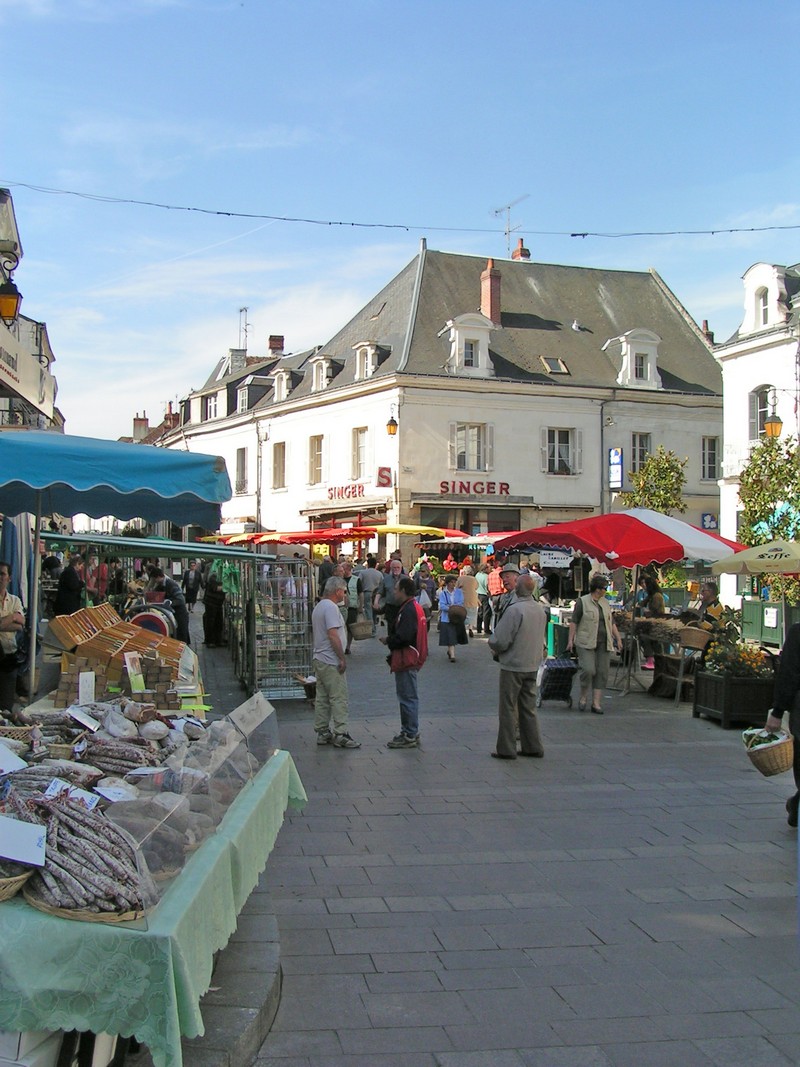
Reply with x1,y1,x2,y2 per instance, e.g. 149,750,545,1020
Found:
238,306,251,351
492,194,530,256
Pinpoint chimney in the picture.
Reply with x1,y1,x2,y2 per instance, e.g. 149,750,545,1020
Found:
132,411,149,442
480,258,501,324
511,238,531,261
701,319,715,344
228,348,247,373
163,401,179,431
268,334,285,356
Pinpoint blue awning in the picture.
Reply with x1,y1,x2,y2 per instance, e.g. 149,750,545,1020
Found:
0,431,231,529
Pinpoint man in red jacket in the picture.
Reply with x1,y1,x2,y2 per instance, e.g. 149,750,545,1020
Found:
380,577,427,749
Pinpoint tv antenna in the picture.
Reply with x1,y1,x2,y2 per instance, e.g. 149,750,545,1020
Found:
493,194,530,256
238,306,251,351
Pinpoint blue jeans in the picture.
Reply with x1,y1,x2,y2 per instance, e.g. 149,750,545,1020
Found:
394,668,420,738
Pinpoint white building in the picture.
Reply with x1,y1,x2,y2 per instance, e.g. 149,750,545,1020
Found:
163,241,723,558
714,261,800,599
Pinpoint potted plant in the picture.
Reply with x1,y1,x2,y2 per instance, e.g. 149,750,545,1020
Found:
693,612,775,729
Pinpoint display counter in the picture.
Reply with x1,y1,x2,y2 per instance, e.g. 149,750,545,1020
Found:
0,750,306,1067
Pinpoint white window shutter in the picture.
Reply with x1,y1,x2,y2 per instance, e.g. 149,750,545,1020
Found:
574,429,583,474
322,435,329,482
448,423,457,469
485,424,494,470
540,426,548,472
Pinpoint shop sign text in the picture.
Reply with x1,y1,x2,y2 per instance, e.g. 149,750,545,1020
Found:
439,480,510,496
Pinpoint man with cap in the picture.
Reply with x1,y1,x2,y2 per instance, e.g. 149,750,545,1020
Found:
566,572,622,714
491,562,521,632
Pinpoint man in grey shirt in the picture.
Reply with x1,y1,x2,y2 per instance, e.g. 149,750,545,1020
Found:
311,577,360,748
488,574,548,760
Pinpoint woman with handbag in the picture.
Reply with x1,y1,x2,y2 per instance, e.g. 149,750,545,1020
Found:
438,573,467,663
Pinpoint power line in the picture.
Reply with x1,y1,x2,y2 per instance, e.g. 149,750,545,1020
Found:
3,179,800,240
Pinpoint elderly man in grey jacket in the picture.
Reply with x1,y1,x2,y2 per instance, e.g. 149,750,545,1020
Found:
488,574,549,760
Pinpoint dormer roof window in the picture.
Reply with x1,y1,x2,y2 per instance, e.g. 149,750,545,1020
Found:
237,385,249,414
271,369,289,403
353,342,377,381
741,263,790,335
444,312,497,378
311,356,332,392
603,328,662,390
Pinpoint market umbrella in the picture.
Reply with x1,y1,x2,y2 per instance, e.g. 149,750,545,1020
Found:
710,539,800,576
493,509,744,568
711,539,800,643
0,429,232,699
370,524,464,537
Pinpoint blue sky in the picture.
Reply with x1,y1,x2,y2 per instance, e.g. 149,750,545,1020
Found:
4,0,800,440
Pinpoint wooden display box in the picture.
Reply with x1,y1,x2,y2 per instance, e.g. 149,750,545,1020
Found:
692,671,775,730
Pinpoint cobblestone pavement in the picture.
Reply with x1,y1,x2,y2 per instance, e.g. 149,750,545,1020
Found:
254,625,800,1067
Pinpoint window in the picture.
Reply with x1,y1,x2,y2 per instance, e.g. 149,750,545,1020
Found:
449,423,494,471
631,432,651,473
539,356,569,374
312,361,329,392
235,447,247,494
541,427,582,475
757,287,769,327
749,387,771,440
272,372,288,402
634,353,647,380
352,427,367,479
203,394,218,420
237,387,248,414
355,346,376,380
463,340,478,368
308,435,323,484
701,436,719,480
272,442,286,489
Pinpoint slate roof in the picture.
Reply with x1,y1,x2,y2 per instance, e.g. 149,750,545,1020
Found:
292,247,721,397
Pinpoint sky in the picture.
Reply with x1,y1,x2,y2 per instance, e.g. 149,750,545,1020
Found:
3,0,800,441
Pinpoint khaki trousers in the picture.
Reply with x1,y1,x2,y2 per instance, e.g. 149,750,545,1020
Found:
496,669,544,757
313,659,349,735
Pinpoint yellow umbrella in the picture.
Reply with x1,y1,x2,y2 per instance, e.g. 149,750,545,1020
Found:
371,523,454,536
711,539,800,575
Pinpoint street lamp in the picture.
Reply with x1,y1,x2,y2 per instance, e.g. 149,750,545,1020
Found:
764,391,783,439
0,246,21,327
386,403,398,436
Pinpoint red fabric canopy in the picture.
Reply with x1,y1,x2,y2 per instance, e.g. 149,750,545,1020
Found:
492,509,744,569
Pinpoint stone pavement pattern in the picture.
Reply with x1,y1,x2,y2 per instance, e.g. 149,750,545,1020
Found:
255,628,800,1067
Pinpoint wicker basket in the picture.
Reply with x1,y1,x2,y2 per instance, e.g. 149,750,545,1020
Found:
742,729,794,777
23,884,147,923
0,869,33,901
0,725,33,743
45,730,87,760
348,618,373,641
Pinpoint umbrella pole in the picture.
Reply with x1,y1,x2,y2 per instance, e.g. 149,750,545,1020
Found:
27,494,42,702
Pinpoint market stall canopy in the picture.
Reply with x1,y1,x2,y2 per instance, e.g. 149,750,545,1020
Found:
44,530,262,563
711,539,800,576
369,523,464,537
0,431,231,528
493,509,744,568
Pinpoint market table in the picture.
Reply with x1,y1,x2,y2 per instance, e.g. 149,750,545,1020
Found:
0,749,306,1067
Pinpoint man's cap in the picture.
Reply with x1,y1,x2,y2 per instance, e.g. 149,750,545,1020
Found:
501,563,520,574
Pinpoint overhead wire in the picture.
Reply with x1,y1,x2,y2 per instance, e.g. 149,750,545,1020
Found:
3,178,800,240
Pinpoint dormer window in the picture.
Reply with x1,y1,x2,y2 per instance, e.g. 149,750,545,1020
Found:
604,328,662,390
354,343,377,381
237,386,249,414
311,358,330,392
203,393,218,420
757,287,769,327
272,370,288,403
444,313,497,378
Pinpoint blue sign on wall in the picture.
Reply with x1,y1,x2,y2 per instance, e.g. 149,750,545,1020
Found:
608,447,623,490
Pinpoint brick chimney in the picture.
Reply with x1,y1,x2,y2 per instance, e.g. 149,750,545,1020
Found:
701,319,715,344
268,335,285,356
163,401,179,431
480,259,501,324
132,412,149,442
511,238,531,261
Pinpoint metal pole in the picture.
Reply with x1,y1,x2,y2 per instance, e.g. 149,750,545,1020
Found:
27,494,42,702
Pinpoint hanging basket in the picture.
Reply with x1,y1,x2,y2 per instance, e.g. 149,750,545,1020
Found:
742,728,794,777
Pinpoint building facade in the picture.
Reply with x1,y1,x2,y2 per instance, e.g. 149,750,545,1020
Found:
713,261,800,598
0,190,59,430
163,241,723,555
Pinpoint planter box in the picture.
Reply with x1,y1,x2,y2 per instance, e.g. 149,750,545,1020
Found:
693,671,775,730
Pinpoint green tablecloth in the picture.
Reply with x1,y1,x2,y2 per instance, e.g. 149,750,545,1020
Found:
0,750,306,1067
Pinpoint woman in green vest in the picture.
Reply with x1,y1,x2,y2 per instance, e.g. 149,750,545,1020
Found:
566,573,622,715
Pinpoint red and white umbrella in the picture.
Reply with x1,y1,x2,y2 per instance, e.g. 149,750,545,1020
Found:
493,509,744,569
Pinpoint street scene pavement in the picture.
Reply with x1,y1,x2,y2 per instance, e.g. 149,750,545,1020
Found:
252,623,800,1067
